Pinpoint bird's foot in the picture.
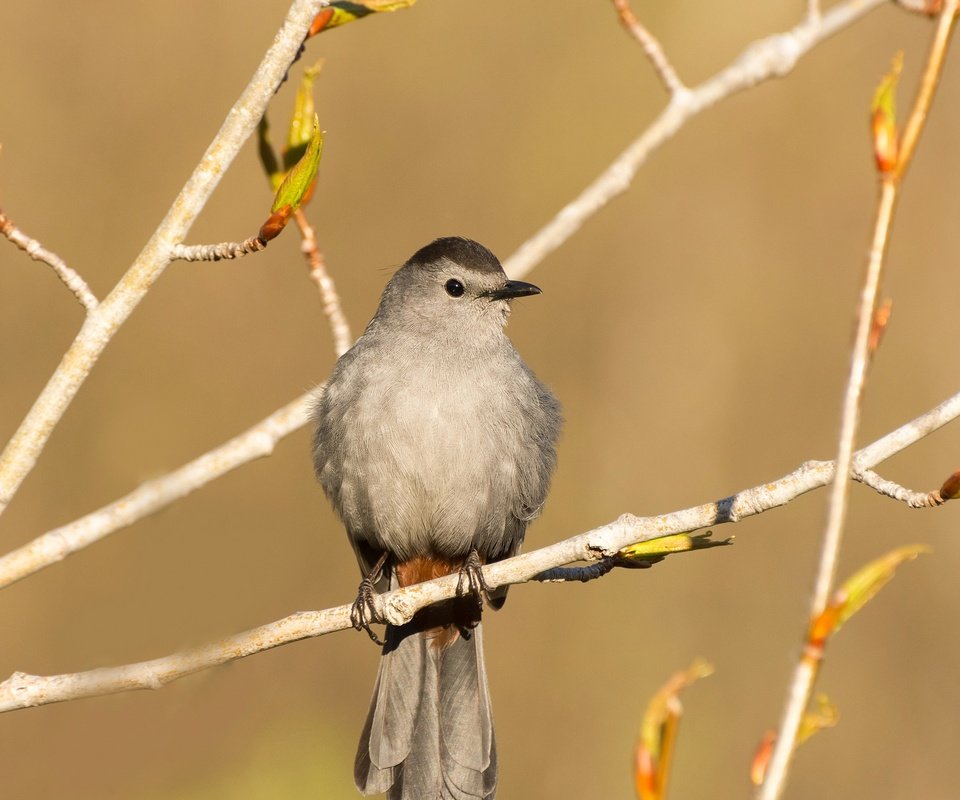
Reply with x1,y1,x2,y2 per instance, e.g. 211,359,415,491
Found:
351,553,388,646
456,548,492,615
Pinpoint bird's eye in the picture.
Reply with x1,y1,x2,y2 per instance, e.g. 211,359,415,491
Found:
445,278,465,298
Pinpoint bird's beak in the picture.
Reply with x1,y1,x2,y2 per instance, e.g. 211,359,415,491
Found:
482,280,542,301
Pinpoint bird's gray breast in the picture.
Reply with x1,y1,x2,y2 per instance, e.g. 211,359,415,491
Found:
314,336,556,563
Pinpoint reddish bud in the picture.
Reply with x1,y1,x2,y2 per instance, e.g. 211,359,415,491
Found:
940,469,960,501
258,205,292,242
871,52,903,174
308,9,336,37
750,730,776,787
868,298,893,356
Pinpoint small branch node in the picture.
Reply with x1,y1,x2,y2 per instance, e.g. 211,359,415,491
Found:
382,592,414,626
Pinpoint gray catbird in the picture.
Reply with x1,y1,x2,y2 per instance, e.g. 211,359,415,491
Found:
312,237,561,799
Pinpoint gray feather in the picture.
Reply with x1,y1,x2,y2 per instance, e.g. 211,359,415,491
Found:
355,621,495,799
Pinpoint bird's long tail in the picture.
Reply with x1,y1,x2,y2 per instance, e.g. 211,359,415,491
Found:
354,603,497,800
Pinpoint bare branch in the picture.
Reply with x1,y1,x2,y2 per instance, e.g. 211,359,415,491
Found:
895,2,959,181
0,208,98,313
853,392,960,469
0,391,314,591
536,531,733,581
0,607,349,712
809,178,897,628
2,367,956,595
1,389,958,712
0,0,327,519
759,4,959,798
170,236,267,261
293,209,352,356
610,0,686,95
504,0,885,281
854,468,946,507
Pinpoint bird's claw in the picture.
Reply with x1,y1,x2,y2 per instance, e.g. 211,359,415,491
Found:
456,548,492,613
351,554,387,646
350,577,385,645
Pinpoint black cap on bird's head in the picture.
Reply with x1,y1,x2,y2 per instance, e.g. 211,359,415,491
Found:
405,236,542,302
408,237,503,275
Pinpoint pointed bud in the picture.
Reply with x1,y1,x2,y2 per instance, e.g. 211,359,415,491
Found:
258,115,323,241
258,205,292,243
750,730,776,787
284,60,324,172
871,52,903,174
274,116,323,208
635,659,712,800
809,544,929,644
618,531,732,564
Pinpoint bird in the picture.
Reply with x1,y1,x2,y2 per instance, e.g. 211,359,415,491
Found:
312,236,561,799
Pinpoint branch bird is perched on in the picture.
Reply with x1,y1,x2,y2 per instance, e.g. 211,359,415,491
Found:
312,237,561,799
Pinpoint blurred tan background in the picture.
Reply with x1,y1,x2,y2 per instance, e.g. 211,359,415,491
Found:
2,2,959,798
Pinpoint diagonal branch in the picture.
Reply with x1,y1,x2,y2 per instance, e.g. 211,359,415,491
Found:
0,208,99,313
0,388,957,713
758,4,960,798
504,0,885,280
0,0,328,519
5,380,956,596
0,392,315,590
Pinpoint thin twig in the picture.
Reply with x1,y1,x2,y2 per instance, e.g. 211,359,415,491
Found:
808,0,821,23
758,5,959,798
171,236,267,262
1,386,957,713
0,608,348,712
895,3,959,180
611,0,686,95
293,209,352,356
810,178,897,623
0,0,327,519
854,468,945,507
0,209,99,313
0,392,314,591
505,0,886,281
